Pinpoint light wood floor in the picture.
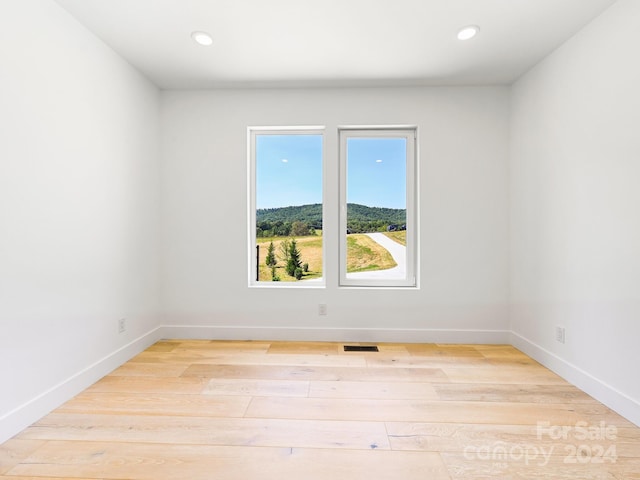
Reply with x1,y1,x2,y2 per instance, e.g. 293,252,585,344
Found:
1,340,639,479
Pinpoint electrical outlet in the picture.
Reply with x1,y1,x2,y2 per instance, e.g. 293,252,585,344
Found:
555,326,565,344
318,304,327,316
118,318,126,334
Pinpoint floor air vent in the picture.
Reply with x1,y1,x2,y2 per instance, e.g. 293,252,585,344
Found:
343,345,379,352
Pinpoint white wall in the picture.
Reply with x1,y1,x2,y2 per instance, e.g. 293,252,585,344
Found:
510,0,640,425
160,87,510,342
8,0,636,445
0,0,162,442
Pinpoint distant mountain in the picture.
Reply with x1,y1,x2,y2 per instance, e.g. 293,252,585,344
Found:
257,203,323,227
257,203,406,233
345,204,406,225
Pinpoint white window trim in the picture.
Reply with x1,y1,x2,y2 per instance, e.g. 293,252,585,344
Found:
247,126,326,288
338,126,418,288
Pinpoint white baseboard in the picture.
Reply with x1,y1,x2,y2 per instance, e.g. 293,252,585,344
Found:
158,324,510,345
0,326,163,444
510,331,640,427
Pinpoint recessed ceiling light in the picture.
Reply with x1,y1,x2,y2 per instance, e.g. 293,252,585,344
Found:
191,31,213,46
457,25,480,41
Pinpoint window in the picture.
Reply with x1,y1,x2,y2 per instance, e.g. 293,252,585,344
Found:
339,127,417,287
248,126,417,288
248,127,324,285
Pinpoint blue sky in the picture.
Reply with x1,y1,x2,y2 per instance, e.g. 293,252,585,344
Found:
256,135,323,209
346,137,406,209
256,134,406,209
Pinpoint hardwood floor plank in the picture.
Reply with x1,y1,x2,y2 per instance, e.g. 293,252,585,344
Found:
484,356,543,367
175,339,271,349
406,344,484,358
406,344,541,366
441,365,569,385
7,441,450,480
473,344,528,356
267,341,342,355
245,396,620,425
386,422,640,457
108,362,189,378
0,439,46,475
181,364,449,382
0,477,106,480
145,341,180,352
171,340,271,355
309,380,439,400
203,378,309,397
433,383,599,404
131,351,368,367
366,355,493,368
57,392,251,418
87,376,208,395
19,413,391,451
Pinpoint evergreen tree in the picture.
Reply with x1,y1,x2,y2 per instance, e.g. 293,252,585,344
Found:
286,238,302,277
265,241,277,267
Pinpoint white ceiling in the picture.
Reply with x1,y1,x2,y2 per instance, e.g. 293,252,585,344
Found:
54,0,617,89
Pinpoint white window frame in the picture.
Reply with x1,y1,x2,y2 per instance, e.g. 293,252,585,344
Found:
338,126,418,288
247,126,326,287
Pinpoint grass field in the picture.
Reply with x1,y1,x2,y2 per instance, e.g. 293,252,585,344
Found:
383,230,407,246
256,235,323,282
256,231,400,281
346,234,396,272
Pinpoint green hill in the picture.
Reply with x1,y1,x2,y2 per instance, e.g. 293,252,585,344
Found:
257,203,323,228
345,204,406,225
256,203,405,235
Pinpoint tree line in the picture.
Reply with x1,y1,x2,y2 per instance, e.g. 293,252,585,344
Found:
257,203,406,237
257,220,317,238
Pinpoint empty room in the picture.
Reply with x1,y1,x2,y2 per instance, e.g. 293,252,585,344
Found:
1,0,639,478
